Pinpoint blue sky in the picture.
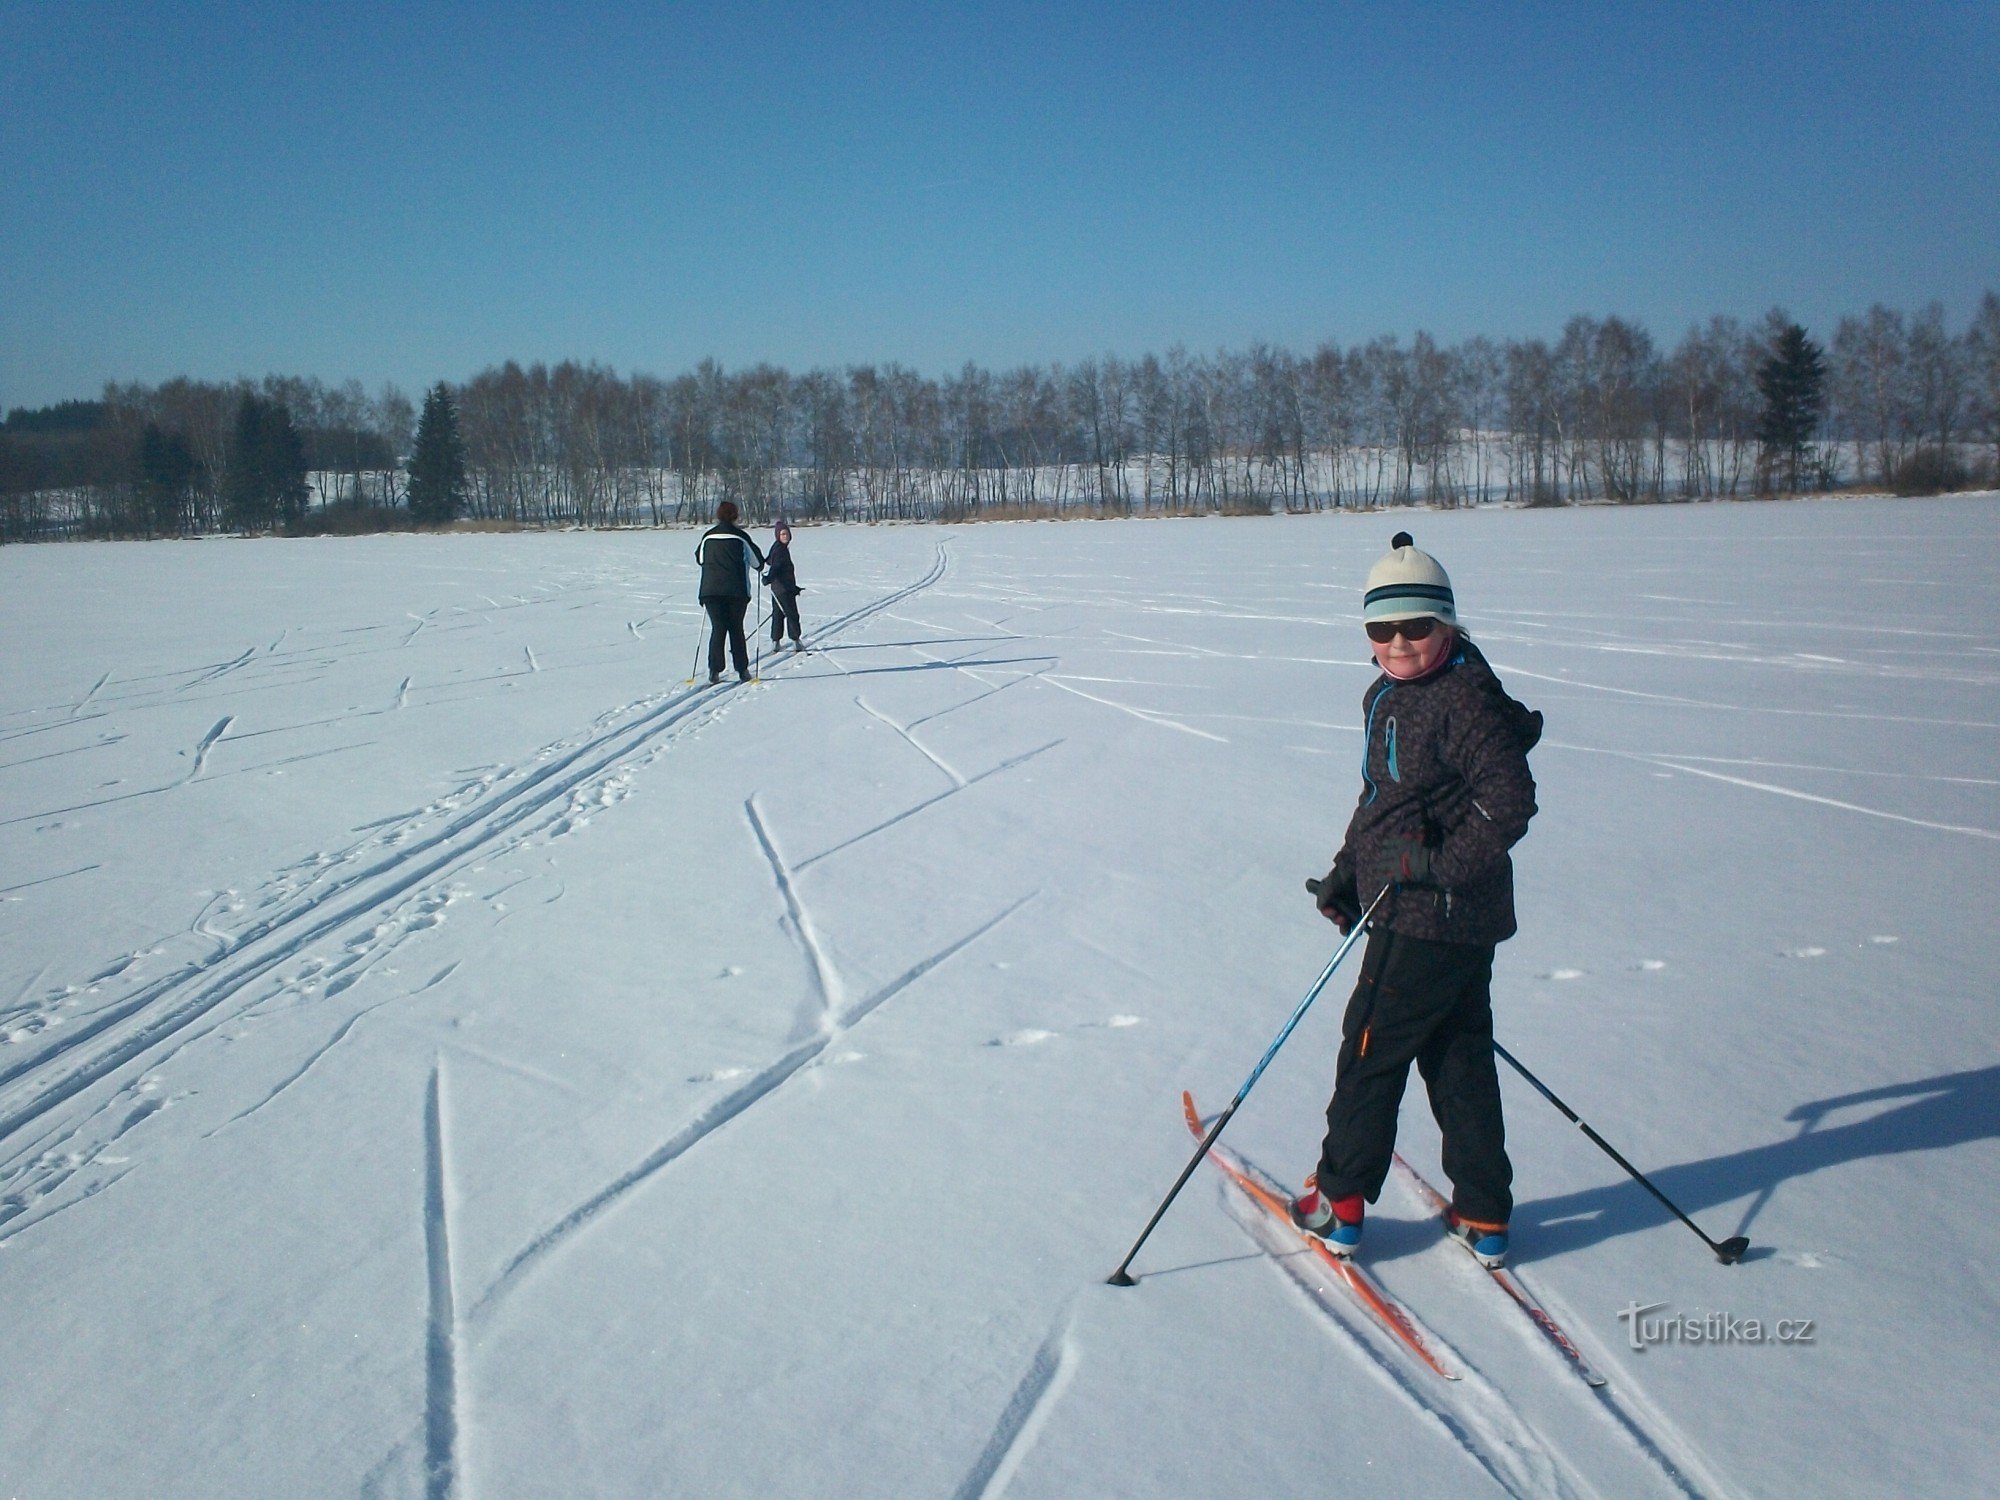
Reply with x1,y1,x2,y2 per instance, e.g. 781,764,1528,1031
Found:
3,0,1996,409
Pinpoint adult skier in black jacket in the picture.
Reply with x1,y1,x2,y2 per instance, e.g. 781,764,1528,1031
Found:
1293,532,1541,1269
695,501,766,683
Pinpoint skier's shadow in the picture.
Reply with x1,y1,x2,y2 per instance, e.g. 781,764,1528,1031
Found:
1492,1063,2000,1264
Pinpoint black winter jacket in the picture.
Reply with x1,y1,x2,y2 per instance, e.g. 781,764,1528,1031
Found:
695,524,766,601
763,539,798,595
1326,637,1540,945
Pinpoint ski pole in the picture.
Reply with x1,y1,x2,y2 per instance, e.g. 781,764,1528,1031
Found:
1107,883,1391,1287
753,572,764,682
1492,1041,1749,1265
688,612,707,686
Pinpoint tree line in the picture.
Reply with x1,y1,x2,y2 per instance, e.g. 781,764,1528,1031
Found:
5,294,1996,542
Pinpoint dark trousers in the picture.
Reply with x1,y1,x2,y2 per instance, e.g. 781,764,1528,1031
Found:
770,587,802,643
1316,928,1513,1225
704,597,750,676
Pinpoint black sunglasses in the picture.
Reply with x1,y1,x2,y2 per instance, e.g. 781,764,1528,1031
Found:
1366,616,1439,644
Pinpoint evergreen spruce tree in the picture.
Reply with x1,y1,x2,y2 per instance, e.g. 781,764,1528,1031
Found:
223,394,310,531
136,422,198,537
266,399,309,528
1756,322,1828,494
407,383,467,525
223,395,270,531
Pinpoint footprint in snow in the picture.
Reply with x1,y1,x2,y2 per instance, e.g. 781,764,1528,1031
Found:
1868,935,1900,946
1629,960,1667,972
1544,968,1587,981
689,1066,752,1083
988,1029,1056,1048
829,1050,866,1065
1080,1014,1143,1029
1782,946,1827,960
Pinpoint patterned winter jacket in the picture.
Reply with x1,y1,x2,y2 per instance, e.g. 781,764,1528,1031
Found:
1326,637,1540,946
695,523,766,601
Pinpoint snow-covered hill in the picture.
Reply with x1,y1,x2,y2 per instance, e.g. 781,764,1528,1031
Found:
3,497,1996,1497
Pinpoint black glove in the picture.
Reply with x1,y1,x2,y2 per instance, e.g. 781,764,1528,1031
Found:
1389,833,1435,886
1307,870,1362,931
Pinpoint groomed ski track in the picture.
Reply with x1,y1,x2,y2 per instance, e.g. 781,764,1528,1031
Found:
0,543,952,1233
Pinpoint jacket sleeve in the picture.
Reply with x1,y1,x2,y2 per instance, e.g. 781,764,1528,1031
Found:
1325,843,1360,903
1429,696,1537,888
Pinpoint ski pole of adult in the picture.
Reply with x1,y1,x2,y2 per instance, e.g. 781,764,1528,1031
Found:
754,570,764,682
689,609,707,686
1492,1041,1749,1265
1107,883,1391,1287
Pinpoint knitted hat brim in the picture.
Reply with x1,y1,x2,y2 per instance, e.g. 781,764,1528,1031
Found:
1363,583,1456,624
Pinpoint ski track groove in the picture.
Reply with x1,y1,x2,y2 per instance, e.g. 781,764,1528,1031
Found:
206,998,397,1135
468,1035,827,1324
746,795,845,1024
466,887,1027,1326
1037,673,1228,743
185,716,234,782
950,1306,1079,1500
792,739,1063,873
423,1059,462,1500
0,865,100,898
903,662,1048,730
0,546,952,1182
0,713,114,747
1640,755,1999,841
72,670,111,717
179,646,255,691
0,736,128,773
856,695,963,786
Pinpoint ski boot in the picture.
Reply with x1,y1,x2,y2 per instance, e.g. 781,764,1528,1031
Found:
1446,1210,1509,1269
1289,1178,1364,1256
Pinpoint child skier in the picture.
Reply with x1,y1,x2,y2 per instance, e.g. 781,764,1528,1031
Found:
1296,532,1541,1268
763,521,805,650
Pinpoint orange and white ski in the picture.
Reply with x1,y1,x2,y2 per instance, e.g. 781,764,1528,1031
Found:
1391,1151,1607,1388
1182,1091,1458,1382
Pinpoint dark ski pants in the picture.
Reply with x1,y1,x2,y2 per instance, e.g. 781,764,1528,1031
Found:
1316,928,1513,1226
770,587,802,644
704,597,750,677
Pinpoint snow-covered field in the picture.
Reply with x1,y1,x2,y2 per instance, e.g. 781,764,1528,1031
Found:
2,497,1997,1498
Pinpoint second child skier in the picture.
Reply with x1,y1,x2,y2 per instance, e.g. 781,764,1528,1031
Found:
763,521,805,650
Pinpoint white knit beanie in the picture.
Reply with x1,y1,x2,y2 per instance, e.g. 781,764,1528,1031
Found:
1362,531,1455,624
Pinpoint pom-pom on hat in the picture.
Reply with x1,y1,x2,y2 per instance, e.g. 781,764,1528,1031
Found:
1362,531,1455,624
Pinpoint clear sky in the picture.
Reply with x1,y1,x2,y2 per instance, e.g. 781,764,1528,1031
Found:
4,0,1997,410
